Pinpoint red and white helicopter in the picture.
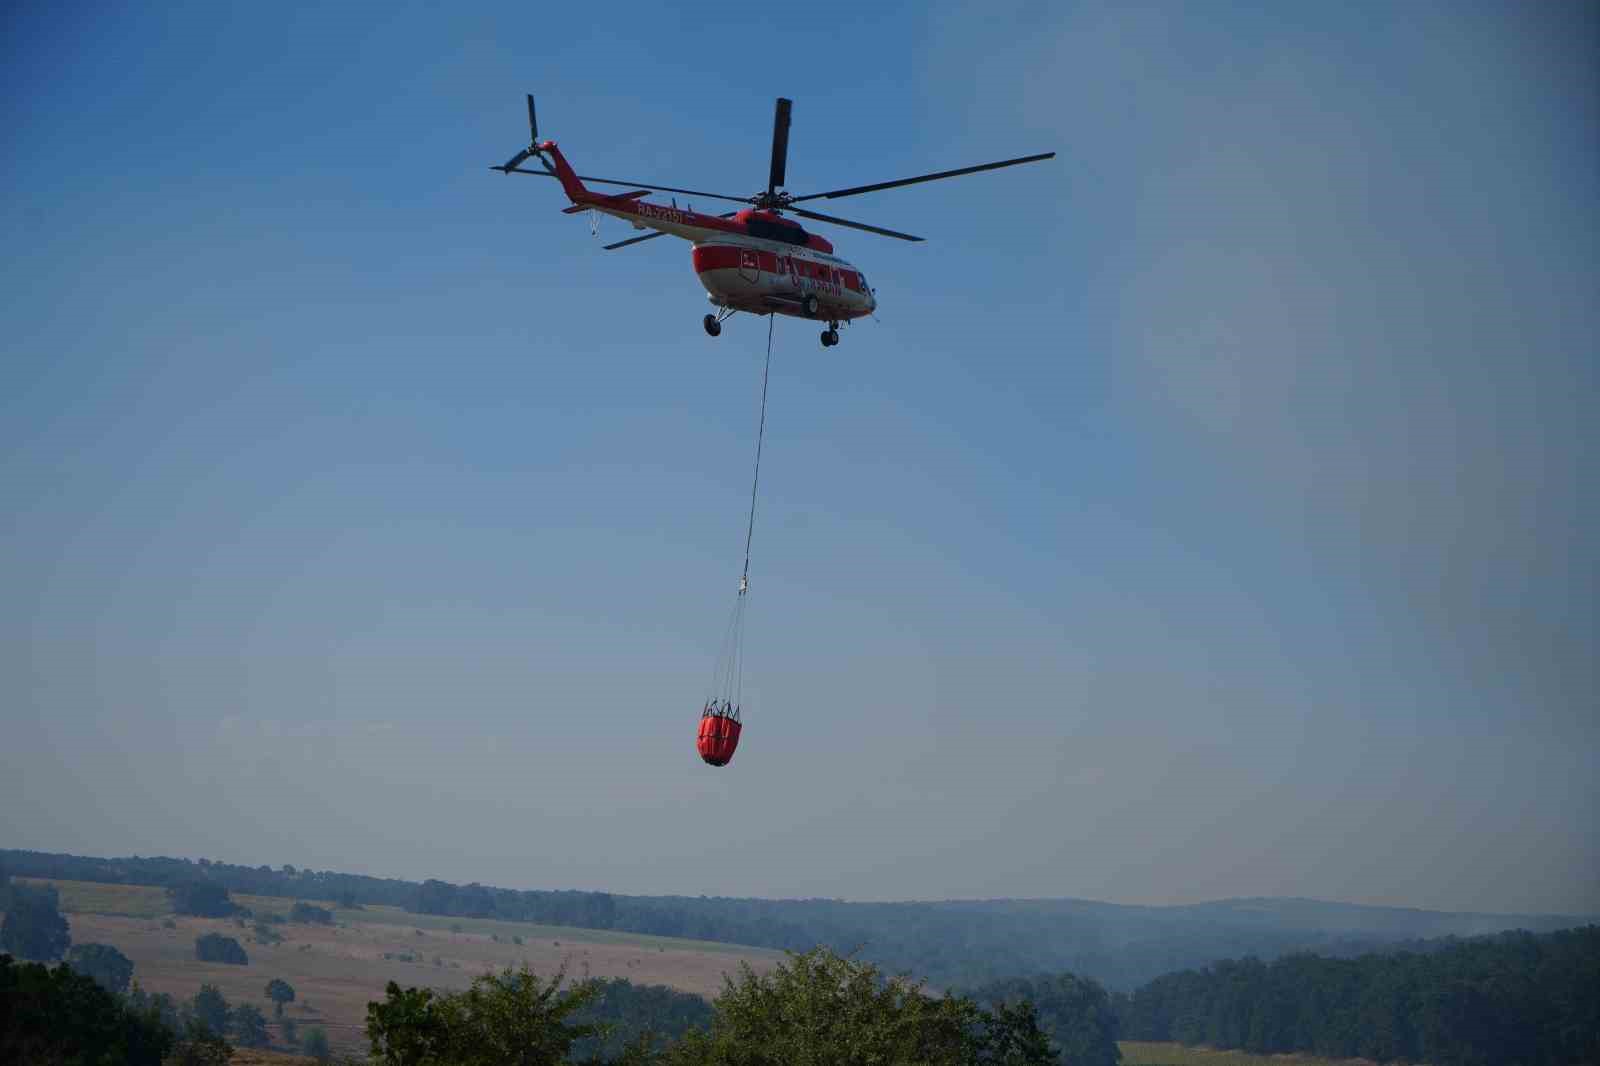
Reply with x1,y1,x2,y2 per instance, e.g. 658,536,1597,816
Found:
492,96,1054,347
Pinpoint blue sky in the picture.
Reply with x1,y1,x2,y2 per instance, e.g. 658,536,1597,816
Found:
3,1,1595,915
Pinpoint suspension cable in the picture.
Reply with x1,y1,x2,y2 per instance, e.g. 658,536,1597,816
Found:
740,314,775,597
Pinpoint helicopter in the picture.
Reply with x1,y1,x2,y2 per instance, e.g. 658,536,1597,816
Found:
492,96,1055,347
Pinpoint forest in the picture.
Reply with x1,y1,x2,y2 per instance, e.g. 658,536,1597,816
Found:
4,848,1584,992
1120,926,1600,1064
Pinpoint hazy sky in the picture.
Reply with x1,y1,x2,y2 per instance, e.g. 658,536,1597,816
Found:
3,2,1595,916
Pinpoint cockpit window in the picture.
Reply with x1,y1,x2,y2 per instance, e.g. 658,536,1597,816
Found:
745,217,808,245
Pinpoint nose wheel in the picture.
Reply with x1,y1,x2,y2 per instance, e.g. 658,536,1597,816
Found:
703,313,722,338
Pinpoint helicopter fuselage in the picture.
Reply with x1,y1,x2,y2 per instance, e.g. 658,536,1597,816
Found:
541,142,876,324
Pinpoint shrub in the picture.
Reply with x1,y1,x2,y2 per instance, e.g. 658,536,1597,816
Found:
0,883,71,961
0,954,173,1064
289,901,334,925
65,942,134,995
302,1025,331,1062
192,983,231,1034
194,933,249,965
167,882,237,918
231,1003,270,1047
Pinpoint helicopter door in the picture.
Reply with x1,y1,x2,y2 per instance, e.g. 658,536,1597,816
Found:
738,248,760,284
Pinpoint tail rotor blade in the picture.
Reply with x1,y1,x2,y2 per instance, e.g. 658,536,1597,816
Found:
498,148,534,172
526,94,539,143
767,98,792,197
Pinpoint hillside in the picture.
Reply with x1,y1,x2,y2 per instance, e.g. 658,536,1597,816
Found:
4,848,1590,991
6,876,778,1055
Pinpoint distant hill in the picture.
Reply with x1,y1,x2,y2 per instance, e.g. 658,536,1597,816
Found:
3,847,1589,990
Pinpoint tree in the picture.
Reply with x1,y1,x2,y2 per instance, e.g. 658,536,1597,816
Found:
978,999,1061,1066
302,1025,332,1062
191,983,232,1035
194,932,249,965
367,983,455,1066
367,965,601,1066
231,1002,270,1047
164,1019,233,1066
266,976,297,1017
0,953,173,1065
66,942,135,995
167,880,237,918
0,882,71,961
972,973,1121,1066
670,947,980,1066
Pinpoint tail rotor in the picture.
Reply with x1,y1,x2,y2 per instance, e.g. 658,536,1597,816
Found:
495,93,551,174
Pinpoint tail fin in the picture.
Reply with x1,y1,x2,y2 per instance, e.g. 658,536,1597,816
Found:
490,93,592,204
538,142,592,203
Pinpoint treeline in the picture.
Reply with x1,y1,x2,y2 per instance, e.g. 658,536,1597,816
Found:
2,848,419,909
1121,925,1600,1065
5,848,1588,993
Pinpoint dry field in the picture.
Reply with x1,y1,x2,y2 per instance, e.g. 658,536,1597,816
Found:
28,878,782,1055
1120,1042,1375,1066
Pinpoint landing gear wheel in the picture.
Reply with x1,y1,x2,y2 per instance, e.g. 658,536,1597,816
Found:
801,294,819,318
820,329,839,348
703,313,722,338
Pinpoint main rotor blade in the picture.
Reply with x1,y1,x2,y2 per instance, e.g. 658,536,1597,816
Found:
603,231,668,251
790,151,1056,202
526,94,538,142
493,167,751,204
767,98,792,196
789,206,924,242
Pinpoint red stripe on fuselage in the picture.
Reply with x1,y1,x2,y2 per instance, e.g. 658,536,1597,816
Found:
692,245,861,291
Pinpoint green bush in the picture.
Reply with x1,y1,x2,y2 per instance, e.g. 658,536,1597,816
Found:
290,901,334,925
0,883,71,961
194,933,248,965
302,1025,331,1062
230,1003,269,1047
66,942,135,995
0,954,173,1064
167,881,237,918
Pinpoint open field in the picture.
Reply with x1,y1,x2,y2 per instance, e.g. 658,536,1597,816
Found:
17,876,172,918
230,1052,318,1066
27,878,783,1055
1120,1042,1373,1066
